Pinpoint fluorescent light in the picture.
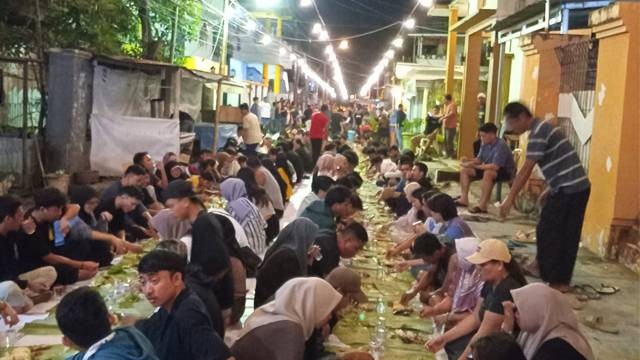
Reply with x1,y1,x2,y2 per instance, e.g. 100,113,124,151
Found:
319,30,329,41
311,23,322,34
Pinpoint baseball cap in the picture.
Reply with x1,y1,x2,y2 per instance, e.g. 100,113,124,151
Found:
325,266,368,304
162,180,195,200
466,239,512,265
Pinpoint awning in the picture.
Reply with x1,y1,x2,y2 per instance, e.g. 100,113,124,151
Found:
450,9,496,32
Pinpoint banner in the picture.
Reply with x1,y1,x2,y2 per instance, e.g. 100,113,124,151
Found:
90,113,179,176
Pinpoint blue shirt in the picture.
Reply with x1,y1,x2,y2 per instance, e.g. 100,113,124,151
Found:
478,138,515,177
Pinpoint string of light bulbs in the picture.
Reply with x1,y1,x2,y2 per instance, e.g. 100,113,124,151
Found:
359,0,434,97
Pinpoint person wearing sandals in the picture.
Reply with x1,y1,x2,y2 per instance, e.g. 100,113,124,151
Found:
426,239,527,360
502,283,594,360
457,122,515,213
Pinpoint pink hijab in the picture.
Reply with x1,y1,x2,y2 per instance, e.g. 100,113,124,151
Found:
512,283,594,360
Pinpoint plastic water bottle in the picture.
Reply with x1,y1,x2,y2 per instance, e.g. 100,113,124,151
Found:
376,296,385,315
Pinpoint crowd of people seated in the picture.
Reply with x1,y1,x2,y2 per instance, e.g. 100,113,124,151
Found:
0,102,593,360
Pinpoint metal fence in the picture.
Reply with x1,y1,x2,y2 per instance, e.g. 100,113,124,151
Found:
554,38,599,171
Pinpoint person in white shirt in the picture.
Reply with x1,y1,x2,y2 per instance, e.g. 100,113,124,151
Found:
259,98,272,133
240,103,263,156
297,175,335,217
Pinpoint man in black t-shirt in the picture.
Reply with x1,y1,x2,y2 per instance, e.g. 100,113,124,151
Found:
309,222,368,278
19,188,98,285
135,250,232,360
162,180,234,317
95,186,145,238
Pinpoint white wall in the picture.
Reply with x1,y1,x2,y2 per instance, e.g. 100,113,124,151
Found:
507,37,524,102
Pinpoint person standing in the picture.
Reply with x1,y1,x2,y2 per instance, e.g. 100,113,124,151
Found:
250,97,260,117
499,102,590,293
259,97,271,133
391,104,407,149
310,105,330,165
440,94,458,158
240,103,263,156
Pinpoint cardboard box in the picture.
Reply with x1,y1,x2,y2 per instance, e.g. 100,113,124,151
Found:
217,106,242,124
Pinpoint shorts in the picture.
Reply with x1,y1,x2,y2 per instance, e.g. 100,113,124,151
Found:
473,167,512,182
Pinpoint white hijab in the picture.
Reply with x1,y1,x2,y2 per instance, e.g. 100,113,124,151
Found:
513,283,594,360
235,277,342,342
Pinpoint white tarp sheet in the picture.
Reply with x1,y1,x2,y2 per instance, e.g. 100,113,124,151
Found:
92,64,162,118
90,113,179,176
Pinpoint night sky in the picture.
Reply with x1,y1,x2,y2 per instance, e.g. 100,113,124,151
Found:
285,0,450,94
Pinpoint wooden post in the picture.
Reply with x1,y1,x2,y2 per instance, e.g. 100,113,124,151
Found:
22,63,29,190
444,6,459,94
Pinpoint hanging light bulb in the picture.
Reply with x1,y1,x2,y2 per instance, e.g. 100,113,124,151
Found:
324,45,334,55
311,23,322,34
289,53,298,61
391,37,404,48
419,0,433,7
403,18,416,29
338,40,349,50
279,47,287,56
300,0,313,7
260,34,272,45
319,30,329,41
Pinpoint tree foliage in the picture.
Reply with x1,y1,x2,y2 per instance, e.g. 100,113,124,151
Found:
0,0,202,63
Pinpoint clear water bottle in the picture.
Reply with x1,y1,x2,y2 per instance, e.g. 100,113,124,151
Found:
375,296,385,315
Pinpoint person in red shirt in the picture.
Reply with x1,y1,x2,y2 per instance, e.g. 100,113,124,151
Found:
310,104,330,165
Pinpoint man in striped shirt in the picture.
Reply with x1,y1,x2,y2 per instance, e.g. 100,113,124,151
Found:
499,102,590,292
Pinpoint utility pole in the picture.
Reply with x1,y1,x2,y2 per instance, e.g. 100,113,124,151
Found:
219,0,230,75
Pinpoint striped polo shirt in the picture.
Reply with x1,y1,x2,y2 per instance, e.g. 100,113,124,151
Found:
526,119,590,193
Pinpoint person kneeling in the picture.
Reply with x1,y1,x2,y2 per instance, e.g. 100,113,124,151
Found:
457,123,514,213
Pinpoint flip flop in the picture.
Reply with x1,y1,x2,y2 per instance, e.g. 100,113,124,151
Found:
468,206,488,214
454,200,468,207
583,315,620,334
577,284,602,300
597,283,621,295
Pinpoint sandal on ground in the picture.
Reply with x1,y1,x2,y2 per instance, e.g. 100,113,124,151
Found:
575,284,601,300
468,206,488,214
583,315,620,334
454,200,468,207
597,283,621,295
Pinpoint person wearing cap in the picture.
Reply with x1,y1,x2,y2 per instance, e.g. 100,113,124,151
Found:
161,180,234,321
426,239,527,360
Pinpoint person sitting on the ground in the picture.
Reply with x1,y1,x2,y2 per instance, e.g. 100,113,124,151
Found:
134,250,233,360
57,287,158,360
96,185,147,242
134,151,168,195
297,176,335,217
470,332,526,360
220,178,267,255
282,141,305,185
315,153,335,179
237,167,278,243
426,239,527,360
188,149,215,176
254,218,320,308
164,160,189,183
293,138,314,173
198,171,218,194
0,195,57,313
155,240,225,338
259,157,290,205
399,232,456,307
309,222,369,278
337,150,363,189
162,180,234,320
380,155,414,215
19,188,98,285
216,151,241,178
410,162,434,190
502,283,594,360
427,193,473,243
231,277,342,360
100,165,154,240
422,237,484,329
149,209,191,242
246,156,285,219
274,152,295,201
458,122,515,213
394,183,427,230
300,185,362,231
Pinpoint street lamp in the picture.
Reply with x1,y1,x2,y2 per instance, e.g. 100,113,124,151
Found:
392,38,404,48
300,0,313,7
403,18,416,29
419,0,433,7
338,40,349,50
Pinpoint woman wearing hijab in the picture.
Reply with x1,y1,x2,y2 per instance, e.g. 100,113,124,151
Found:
220,178,267,254
254,218,320,307
70,185,106,233
237,168,278,242
231,277,343,360
315,153,335,179
502,283,594,360
164,160,188,182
